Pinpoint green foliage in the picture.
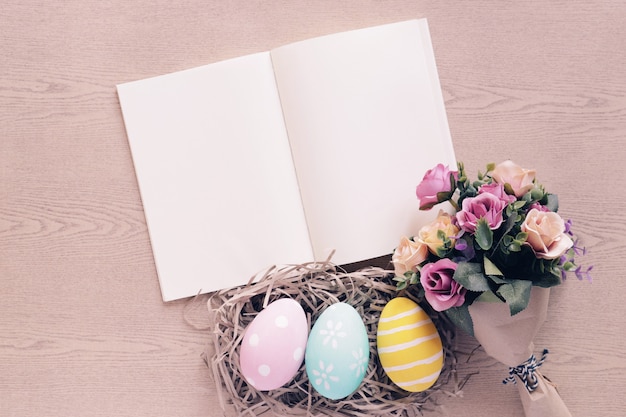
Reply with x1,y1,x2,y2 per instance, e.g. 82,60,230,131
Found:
496,279,532,316
544,193,559,212
393,271,418,290
435,229,454,257
444,305,474,337
474,218,493,251
453,262,491,292
483,257,503,276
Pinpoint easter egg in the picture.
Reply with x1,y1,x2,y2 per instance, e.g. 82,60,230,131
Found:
377,297,443,392
305,302,369,400
239,298,308,390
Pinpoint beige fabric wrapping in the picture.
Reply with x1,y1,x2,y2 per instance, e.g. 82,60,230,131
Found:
468,287,572,417
515,373,572,417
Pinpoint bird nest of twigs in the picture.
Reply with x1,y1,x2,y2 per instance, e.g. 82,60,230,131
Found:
203,260,465,417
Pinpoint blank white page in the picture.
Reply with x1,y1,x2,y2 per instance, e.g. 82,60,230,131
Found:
270,19,457,264
117,53,312,301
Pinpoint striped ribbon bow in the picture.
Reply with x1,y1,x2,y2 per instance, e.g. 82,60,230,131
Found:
503,349,549,392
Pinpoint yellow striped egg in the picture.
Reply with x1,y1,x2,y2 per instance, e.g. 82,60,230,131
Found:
377,297,444,392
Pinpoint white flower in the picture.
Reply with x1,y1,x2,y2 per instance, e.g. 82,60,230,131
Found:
318,319,347,349
311,360,340,391
349,347,368,378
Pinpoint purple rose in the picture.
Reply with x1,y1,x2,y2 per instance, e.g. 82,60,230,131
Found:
415,164,458,210
529,202,550,212
455,192,508,233
478,183,516,204
420,259,466,311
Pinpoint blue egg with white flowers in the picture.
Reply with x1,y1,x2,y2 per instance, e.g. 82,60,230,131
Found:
305,302,370,400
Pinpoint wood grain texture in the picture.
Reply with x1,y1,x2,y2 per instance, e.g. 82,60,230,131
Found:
2,1,625,416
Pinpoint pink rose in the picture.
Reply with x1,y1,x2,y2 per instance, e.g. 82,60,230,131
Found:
415,164,458,210
420,259,466,311
478,182,516,204
455,192,508,233
392,236,428,276
491,160,536,197
529,202,550,212
521,208,574,259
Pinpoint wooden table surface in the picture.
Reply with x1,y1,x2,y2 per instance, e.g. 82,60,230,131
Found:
2,1,625,416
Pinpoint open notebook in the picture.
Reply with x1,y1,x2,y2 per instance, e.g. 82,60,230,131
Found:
117,19,456,301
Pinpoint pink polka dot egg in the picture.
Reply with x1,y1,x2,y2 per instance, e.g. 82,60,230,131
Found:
239,298,308,390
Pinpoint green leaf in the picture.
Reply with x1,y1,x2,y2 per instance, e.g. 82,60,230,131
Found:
394,275,406,287
545,194,559,212
453,262,491,292
420,201,438,210
449,172,458,191
475,290,503,303
532,270,562,288
445,305,474,336
475,218,493,250
436,191,451,203
496,280,532,316
487,274,508,284
492,214,518,254
483,257,504,276
512,200,526,210
530,187,544,201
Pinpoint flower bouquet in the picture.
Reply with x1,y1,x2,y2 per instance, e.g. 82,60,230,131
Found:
392,160,590,417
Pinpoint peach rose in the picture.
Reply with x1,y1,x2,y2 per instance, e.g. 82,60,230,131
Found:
521,208,574,259
392,236,428,276
418,211,460,255
492,160,536,197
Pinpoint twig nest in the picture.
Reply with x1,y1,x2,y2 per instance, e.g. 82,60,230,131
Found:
206,261,459,417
